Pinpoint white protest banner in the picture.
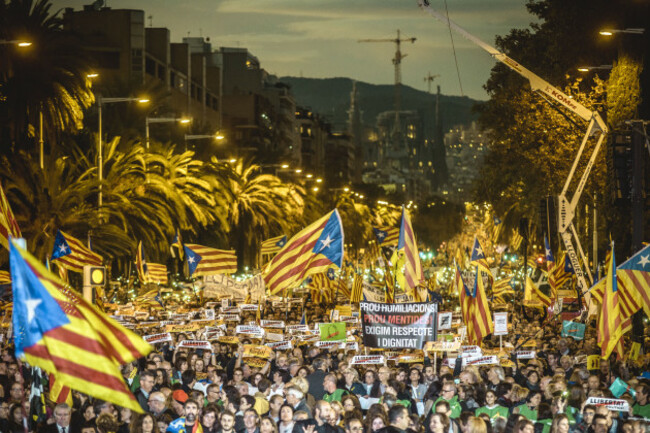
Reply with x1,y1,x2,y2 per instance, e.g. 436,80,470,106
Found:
135,311,150,320
266,340,293,350
143,332,173,344
461,345,482,357
178,340,212,351
236,325,264,338
350,355,386,365
239,304,258,311
286,324,309,332
463,355,499,366
346,341,359,351
315,340,342,349
222,314,241,322
204,274,265,300
203,309,215,320
261,320,285,329
221,307,241,314
516,350,537,359
438,312,453,330
585,397,630,412
494,312,508,336
339,316,358,324
264,331,284,342
362,283,386,303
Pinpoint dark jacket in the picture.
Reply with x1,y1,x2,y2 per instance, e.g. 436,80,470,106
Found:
307,369,328,401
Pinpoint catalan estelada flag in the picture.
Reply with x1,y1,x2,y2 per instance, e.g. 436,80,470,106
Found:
50,230,102,273
544,235,557,300
468,267,493,346
373,227,399,246
597,242,624,360
0,181,21,251
261,235,287,256
264,210,344,296
470,237,490,276
397,207,423,292
170,229,183,259
184,244,237,277
492,277,515,299
147,264,168,285
511,230,523,251
9,239,151,412
524,276,552,308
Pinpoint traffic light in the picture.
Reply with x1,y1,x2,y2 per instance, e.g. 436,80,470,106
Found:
83,265,106,287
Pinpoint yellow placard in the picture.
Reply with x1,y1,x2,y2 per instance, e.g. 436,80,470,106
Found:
244,357,268,368
218,336,240,344
587,355,600,370
165,323,202,333
500,359,515,368
243,344,274,360
335,305,352,316
629,342,641,361
135,323,158,329
397,352,424,363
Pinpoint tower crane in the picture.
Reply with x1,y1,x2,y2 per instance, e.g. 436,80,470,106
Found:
358,30,416,138
424,72,440,94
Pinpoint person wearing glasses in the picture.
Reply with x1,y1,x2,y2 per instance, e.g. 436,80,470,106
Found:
433,384,461,419
345,418,365,433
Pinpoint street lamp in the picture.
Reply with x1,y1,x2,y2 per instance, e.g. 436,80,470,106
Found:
577,65,613,72
97,96,149,208
184,134,224,141
146,117,191,149
599,28,644,36
0,40,31,47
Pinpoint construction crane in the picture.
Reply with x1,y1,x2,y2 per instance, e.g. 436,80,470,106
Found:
424,72,440,93
358,30,416,138
419,1,608,311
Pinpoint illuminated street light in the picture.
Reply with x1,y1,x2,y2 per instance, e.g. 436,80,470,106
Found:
87,72,99,78
313,187,319,192
577,65,613,72
316,178,322,183
229,159,237,163
146,116,192,149
295,169,302,173
281,164,289,169
344,187,350,192
98,96,149,208
599,28,644,36
306,174,313,178
0,40,32,47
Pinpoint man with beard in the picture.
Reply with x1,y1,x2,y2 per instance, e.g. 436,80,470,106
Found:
167,399,202,433
218,411,236,433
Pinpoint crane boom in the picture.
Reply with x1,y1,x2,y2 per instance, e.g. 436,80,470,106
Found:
418,1,608,297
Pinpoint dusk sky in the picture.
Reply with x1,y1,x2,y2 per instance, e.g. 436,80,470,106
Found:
51,0,536,100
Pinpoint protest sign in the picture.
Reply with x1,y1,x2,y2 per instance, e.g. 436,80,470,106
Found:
143,333,173,344
218,336,240,344
266,340,293,350
463,355,499,366
243,357,267,368
610,378,636,398
204,274,265,300
239,304,258,311
178,340,212,351
398,352,424,363
243,344,274,359
360,302,437,349
315,340,343,349
236,325,264,338
260,320,285,329
438,312,452,330
319,322,346,342
427,341,460,352
346,341,359,351
263,331,284,342
587,355,601,370
362,284,386,303
515,350,536,359
562,321,586,340
494,312,508,335
165,323,202,333
584,397,630,412
350,355,386,365
286,324,309,332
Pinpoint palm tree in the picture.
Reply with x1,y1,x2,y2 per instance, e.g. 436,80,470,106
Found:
220,160,304,270
0,0,94,151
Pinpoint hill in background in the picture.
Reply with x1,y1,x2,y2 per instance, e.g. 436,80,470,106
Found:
279,76,479,131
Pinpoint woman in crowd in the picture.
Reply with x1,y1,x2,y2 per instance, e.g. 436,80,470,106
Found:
260,417,279,433
459,385,480,412
476,390,509,424
278,404,295,433
365,412,388,433
342,394,364,421
201,405,219,433
343,368,365,395
549,415,569,433
130,413,158,433
427,413,450,433
359,370,382,398
408,368,428,414
513,391,542,421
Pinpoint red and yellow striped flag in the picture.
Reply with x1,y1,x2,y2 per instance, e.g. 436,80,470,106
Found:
49,373,73,406
397,207,423,292
10,239,151,413
351,272,363,303
0,181,21,251
50,230,102,273
597,243,624,360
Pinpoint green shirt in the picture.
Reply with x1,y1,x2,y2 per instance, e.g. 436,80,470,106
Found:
323,388,349,403
433,395,462,419
516,404,538,421
475,405,509,421
633,403,650,419
536,419,552,433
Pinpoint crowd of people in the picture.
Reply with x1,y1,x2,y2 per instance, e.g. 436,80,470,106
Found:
0,298,649,433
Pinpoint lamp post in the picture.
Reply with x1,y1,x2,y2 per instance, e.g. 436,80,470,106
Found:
145,117,191,150
97,96,149,208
